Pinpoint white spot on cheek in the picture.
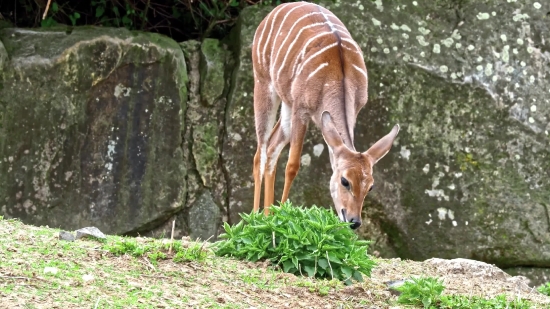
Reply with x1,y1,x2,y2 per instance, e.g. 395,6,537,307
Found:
425,219,432,225
452,220,457,227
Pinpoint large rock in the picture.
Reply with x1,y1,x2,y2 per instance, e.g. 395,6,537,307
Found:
0,27,188,235
145,38,233,241
223,0,550,273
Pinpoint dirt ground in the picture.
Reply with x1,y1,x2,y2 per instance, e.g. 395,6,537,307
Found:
1,219,549,308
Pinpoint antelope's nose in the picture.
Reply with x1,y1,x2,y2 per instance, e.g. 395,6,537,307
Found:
349,217,361,230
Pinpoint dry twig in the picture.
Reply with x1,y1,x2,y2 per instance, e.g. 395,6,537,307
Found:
42,0,52,20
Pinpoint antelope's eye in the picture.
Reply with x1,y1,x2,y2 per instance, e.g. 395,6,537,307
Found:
369,185,374,192
341,177,350,189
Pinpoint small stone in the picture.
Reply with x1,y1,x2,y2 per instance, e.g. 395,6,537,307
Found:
44,267,58,275
82,274,95,282
59,231,76,242
385,279,412,296
75,226,106,240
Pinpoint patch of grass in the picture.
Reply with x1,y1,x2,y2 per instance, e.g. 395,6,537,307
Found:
102,235,209,265
440,294,533,309
173,243,208,263
213,201,376,285
538,282,550,296
396,276,535,309
395,277,445,308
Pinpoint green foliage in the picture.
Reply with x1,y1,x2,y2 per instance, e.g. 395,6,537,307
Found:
396,277,445,309
3,0,337,41
537,282,550,296
174,243,209,263
213,201,376,285
103,236,208,265
395,276,535,309
439,294,533,309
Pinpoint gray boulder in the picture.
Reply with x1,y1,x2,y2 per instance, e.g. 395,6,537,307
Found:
0,27,188,235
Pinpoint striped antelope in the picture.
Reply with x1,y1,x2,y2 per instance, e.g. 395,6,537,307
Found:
251,1,400,229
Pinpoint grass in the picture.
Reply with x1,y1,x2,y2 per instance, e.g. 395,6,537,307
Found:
396,277,536,309
0,216,549,308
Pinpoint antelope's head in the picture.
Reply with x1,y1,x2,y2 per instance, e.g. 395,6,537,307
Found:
320,111,400,230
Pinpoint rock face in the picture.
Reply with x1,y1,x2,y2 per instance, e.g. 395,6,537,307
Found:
0,27,188,235
224,0,550,272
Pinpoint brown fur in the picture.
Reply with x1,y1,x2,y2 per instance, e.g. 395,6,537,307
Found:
251,1,400,229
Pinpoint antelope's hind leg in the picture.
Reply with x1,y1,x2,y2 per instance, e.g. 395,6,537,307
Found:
252,82,280,213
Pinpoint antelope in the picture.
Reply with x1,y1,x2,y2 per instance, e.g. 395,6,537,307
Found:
251,1,400,229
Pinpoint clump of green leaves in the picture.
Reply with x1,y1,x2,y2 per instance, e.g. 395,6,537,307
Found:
395,276,534,309
395,277,445,308
174,243,209,263
213,201,376,284
537,282,550,296
103,236,209,265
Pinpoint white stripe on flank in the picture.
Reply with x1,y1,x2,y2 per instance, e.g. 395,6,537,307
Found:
255,9,277,69
270,3,310,67
341,43,362,54
307,62,329,80
353,64,368,81
298,43,337,76
341,38,363,55
291,32,335,78
333,24,350,34
262,7,285,66
319,8,337,32
276,23,328,80
272,12,324,76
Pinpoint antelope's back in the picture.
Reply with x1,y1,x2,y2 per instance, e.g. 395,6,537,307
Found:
252,1,367,89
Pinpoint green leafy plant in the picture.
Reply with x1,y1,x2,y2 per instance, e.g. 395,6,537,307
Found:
395,276,534,309
537,282,550,296
213,201,376,285
396,277,445,309
173,243,209,263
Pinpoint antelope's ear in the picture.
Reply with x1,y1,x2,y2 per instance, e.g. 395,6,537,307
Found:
320,111,345,150
364,124,400,164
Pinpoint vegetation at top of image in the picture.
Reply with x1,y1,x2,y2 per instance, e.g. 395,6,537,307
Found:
0,0,337,42
213,201,376,284
395,276,535,309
